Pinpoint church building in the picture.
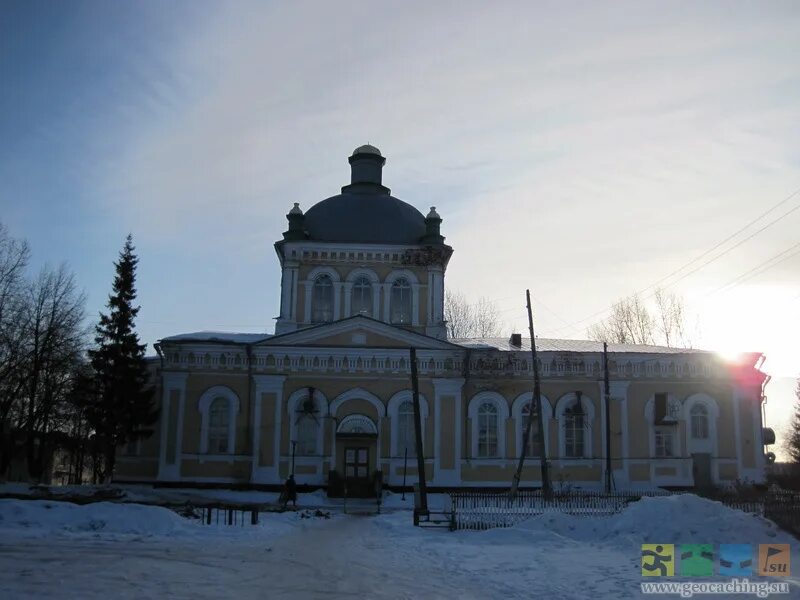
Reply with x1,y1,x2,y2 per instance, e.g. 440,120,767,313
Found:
115,145,771,492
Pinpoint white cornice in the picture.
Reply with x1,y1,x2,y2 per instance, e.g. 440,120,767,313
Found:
260,315,458,350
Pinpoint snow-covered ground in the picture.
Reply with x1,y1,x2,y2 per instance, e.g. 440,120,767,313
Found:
0,481,449,511
1,494,799,599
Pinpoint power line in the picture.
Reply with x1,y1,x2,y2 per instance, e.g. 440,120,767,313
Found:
642,199,800,295
706,241,800,297
544,185,800,336
637,185,800,296
529,292,573,327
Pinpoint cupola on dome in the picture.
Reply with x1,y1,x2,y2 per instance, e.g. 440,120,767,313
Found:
293,146,434,245
353,144,382,156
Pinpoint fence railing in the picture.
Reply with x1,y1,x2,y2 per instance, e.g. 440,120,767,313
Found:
448,488,800,533
176,504,261,526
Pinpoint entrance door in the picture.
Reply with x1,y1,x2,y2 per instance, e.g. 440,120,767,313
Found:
692,453,712,488
344,446,371,497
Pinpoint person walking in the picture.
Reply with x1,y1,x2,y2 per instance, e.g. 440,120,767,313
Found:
282,474,297,509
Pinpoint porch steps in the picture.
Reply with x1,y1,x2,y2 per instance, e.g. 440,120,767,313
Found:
327,497,382,515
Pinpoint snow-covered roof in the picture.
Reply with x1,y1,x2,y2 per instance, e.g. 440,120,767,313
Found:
452,337,714,355
160,331,272,344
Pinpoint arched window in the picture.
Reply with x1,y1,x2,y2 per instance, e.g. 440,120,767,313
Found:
312,274,334,323
208,397,229,454
397,401,416,457
690,404,709,439
390,277,412,324
477,402,499,457
351,276,373,316
198,386,240,455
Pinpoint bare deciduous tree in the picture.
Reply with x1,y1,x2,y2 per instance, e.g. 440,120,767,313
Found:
587,289,693,348
20,264,87,479
445,290,501,339
0,223,89,482
653,288,690,348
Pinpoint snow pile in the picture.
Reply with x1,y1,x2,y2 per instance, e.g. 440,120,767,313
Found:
512,493,786,546
0,499,202,537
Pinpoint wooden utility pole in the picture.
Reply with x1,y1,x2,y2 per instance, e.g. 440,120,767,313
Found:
409,347,429,516
510,290,551,499
603,342,613,494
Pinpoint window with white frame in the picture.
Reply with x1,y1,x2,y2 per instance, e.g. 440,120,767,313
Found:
390,277,412,324
207,397,230,453
690,404,709,439
397,401,417,457
312,274,334,322
654,428,675,457
351,276,373,316
477,402,499,457
296,414,319,455
563,402,585,458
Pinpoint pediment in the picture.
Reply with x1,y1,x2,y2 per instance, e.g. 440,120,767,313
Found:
259,316,458,350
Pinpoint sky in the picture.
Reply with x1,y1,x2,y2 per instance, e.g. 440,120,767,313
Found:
1,1,798,450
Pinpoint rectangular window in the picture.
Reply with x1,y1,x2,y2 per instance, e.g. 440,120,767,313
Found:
477,415,498,457
654,429,674,457
208,430,228,454
564,415,584,458
691,414,709,439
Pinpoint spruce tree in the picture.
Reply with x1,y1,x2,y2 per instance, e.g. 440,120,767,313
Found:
787,380,800,465
87,235,156,481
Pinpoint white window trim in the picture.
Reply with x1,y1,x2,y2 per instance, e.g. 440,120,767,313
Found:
468,391,509,459
303,266,341,324
198,386,240,455
337,413,378,435
654,427,676,458
555,392,596,460
344,268,381,318
683,393,720,455
644,394,684,459
383,269,420,326
286,387,328,457
388,390,429,458
511,392,552,458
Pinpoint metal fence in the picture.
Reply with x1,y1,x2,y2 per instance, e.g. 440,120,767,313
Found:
176,504,261,526
448,488,800,534
448,489,673,530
